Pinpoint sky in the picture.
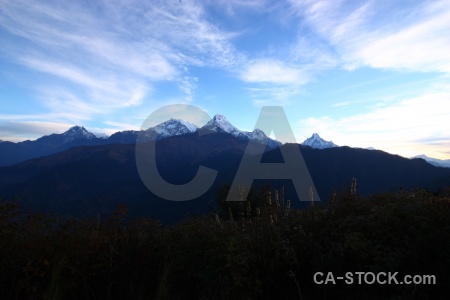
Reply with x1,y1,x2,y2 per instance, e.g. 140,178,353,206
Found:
1,0,450,159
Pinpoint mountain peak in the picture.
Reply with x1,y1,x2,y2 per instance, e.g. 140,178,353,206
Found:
167,118,197,132
411,154,450,168
149,118,198,139
211,114,227,122
200,115,280,148
63,126,96,139
203,114,242,137
302,133,338,149
210,114,233,128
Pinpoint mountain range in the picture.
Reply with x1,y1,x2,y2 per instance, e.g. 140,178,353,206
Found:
1,114,449,224
411,154,450,168
301,134,450,169
2,116,446,168
0,114,280,167
0,125,449,224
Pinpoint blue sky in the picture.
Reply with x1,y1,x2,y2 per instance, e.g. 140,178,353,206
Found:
1,0,450,159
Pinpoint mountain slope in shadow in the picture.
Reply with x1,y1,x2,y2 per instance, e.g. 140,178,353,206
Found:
1,133,449,224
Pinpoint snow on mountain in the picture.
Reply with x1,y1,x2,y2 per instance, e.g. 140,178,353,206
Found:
11,115,280,149
201,114,280,147
246,129,267,140
412,154,450,168
93,132,109,139
301,133,338,149
63,126,97,139
245,129,281,148
202,114,244,138
60,126,97,143
149,118,198,138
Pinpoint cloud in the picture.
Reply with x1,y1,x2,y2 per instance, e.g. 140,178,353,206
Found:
0,120,128,142
0,0,241,123
288,0,450,74
289,36,338,69
351,13,450,72
297,83,450,159
248,85,304,106
332,101,351,108
178,71,199,102
241,59,307,84
0,121,74,142
239,59,310,105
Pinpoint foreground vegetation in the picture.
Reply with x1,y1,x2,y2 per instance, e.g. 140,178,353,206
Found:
1,186,450,299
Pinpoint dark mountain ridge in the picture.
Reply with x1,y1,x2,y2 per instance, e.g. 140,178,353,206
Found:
1,131,449,224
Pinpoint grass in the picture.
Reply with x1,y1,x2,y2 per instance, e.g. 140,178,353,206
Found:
0,186,449,299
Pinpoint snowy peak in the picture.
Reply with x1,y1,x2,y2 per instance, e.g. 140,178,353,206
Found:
200,114,280,148
202,114,243,137
246,129,267,141
246,129,282,148
33,125,99,146
149,118,198,139
302,133,338,149
62,126,97,140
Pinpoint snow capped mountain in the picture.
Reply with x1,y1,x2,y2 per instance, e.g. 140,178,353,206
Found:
149,118,197,138
201,114,280,147
301,133,338,149
63,126,97,140
202,114,244,138
246,128,266,140
245,129,281,148
412,154,450,168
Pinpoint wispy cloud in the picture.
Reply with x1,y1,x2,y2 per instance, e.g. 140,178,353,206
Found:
0,0,240,129
297,83,450,159
332,101,351,108
0,121,74,142
178,67,199,102
288,0,450,73
239,59,311,105
241,59,307,84
1,0,449,158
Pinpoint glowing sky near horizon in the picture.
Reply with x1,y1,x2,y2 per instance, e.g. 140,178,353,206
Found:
1,0,450,159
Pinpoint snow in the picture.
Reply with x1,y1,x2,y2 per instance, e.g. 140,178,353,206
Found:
203,114,243,137
201,114,280,147
149,118,198,138
59,115,280,148
178,119,197,133
63,126,97,140
246,129,267,140
301,133,338,149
